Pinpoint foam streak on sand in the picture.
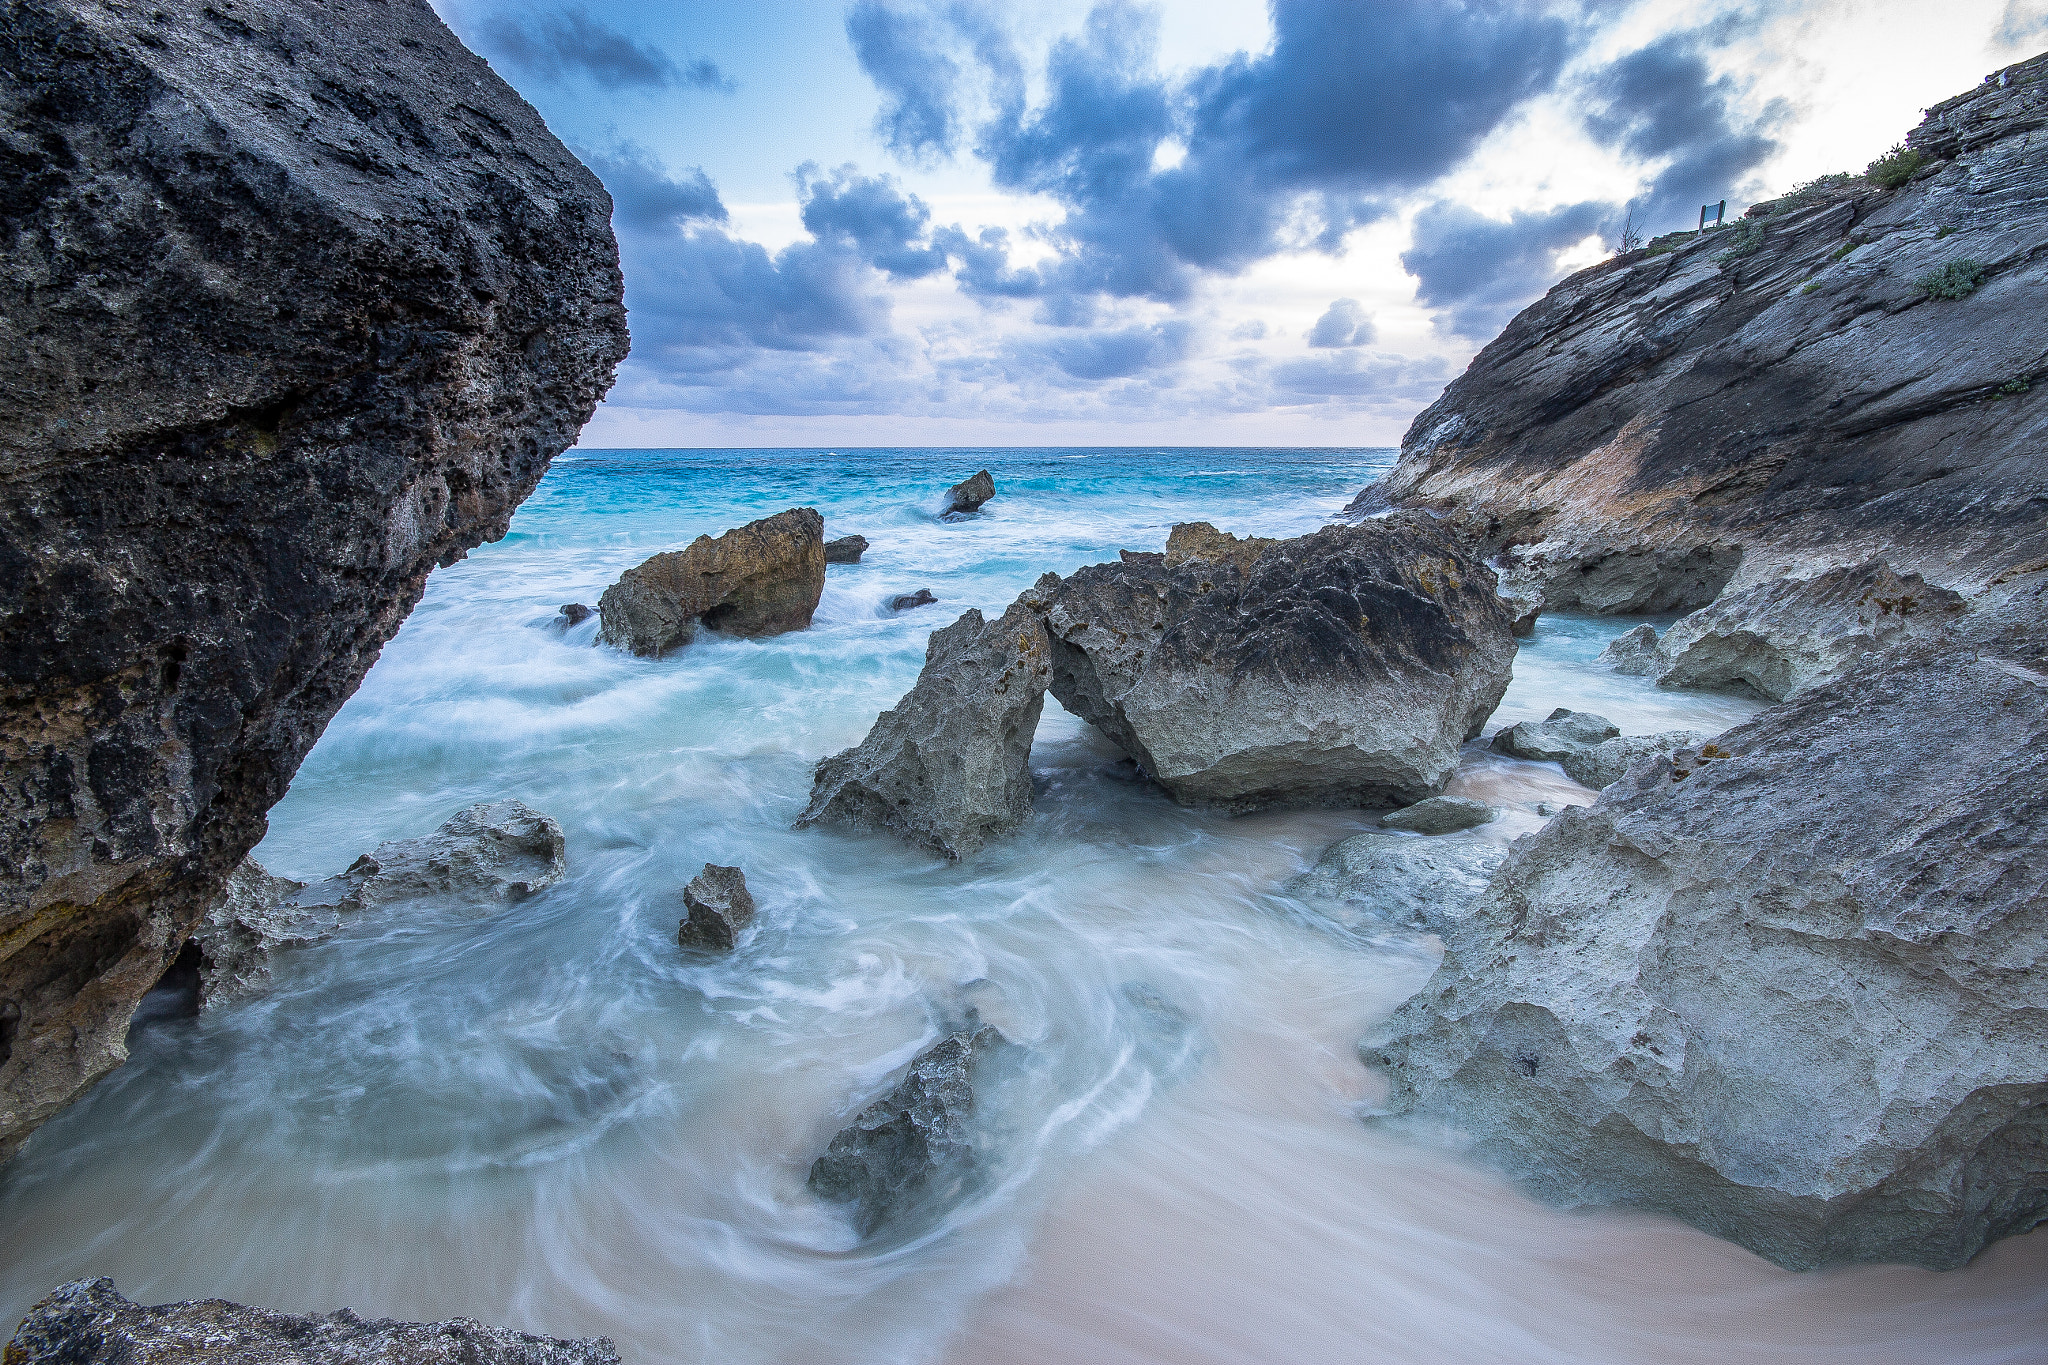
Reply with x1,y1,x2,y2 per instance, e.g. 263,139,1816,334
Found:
1,450,2041,1364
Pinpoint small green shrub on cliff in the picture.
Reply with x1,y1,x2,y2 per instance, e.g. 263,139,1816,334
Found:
1998,377,2032,397
1866,142,1926,188
1916,259,1986,299
1830,242,1858,261
1935,225,1955,239
1749,173,1856,217
1716,221,1766,264
1801,281,1822,294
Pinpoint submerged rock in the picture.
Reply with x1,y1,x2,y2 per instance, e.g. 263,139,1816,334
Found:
1042,514,1516,810
1284,831,1509,934
943,470,996,516
1363,636,2048,1270
1653,560,1967,700
1380,796,1498,835
6,1277,619,1365
889,589,938,611
798,597,1052,859
824,534,870,564
1597,624,1661,675
809,1026,1003,1238
0,0,626,1162
597,508,826,656
558,603,594,626
678,864,755,951
191,859,307,1008
191,803,565,1005
1490,709,1620,763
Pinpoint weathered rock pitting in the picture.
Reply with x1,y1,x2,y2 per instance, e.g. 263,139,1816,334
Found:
597,508,826,657
1364,618,2048,1270
5,1277,620,1365
1042,515,1516,810
1355,53,2048,607
798,595,1053,859
678,863,754,951
0,0,627,1161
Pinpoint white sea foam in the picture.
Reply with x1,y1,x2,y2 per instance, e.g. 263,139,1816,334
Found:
2,449,2039,1363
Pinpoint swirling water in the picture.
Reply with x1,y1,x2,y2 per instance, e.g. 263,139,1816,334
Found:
3,449,2043,1363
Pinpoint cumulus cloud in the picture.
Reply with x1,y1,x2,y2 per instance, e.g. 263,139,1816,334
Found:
580,144,727,232
473,8,731,91
1268,349,1451,405
797,165,952,280
1306,298,1374,348
1402,200,1607,340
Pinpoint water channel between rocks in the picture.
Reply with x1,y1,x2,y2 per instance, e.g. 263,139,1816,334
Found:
3,449,2043,1363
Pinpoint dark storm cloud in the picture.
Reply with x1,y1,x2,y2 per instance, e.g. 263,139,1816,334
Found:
1401,200,1607,339
797,165,952,280
1306,298,1373,349
474,8,732,91
1581,27,1783,233
853,0,1583,315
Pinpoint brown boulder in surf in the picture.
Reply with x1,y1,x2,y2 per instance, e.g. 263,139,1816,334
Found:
597,508,826,657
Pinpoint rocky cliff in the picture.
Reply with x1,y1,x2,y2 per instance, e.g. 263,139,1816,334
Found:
1358,52,2048,611
0,0,629,1162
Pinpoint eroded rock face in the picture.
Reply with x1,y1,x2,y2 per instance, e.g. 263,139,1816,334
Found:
824,535,869,564
597,508,826,657
808,1025,1002,1238
6,1277,620,1365
798,596,1053,859
1044,515,1517,810
1284,831,1508,935
943,470,996,516
1559,731,1711,791
0,0,626,1162
1380,796,1497,835
1597,625,1661,675
192,802,566,1006
1354,53,2048,607
1363,629,2048,1270
678,864,754,951
1653,560,1967,700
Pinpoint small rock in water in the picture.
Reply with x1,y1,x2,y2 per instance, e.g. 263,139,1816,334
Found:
1598,624,1661,675
824,534,869,564
1285,831,1509,934
678,864,755,951
597,507,826,656
1380,795,1499,834
1561,730,1712,790
6,1277,620,1365
809,1025,1003,1238
942,469,996,517
889,588,938,611
1491,708,1620,762
558,602,594,626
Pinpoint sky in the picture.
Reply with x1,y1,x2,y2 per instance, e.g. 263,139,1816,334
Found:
429,0,2048,448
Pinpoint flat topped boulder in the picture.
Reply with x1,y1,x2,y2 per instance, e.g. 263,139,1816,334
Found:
597,508,825,657
1042,514,1517,810
798,596,1052,859
7,1278,619,1365
1380,795,1497,835
943,470,996,516
824,534,869,564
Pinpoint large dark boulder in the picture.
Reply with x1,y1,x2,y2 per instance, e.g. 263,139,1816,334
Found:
797,594,1052,859
1041,515,1516,810
596,508,826,657
5,1277,619,1364
942,469,995,516
0,0,627,1161
1357,52,2048,609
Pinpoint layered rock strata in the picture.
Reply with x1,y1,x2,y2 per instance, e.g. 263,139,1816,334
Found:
194,802,565,1006
1652,560,1966,700
809,1025,1002,1238
597,508,826,657
6,1278,620,1365
1354,53,2048,607
1041,516,1516,810
0,0,626,1161
1363,615,2048,1270
798,597,1053,859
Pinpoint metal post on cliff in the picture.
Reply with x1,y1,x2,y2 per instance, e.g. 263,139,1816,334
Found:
1699,200,1726,231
